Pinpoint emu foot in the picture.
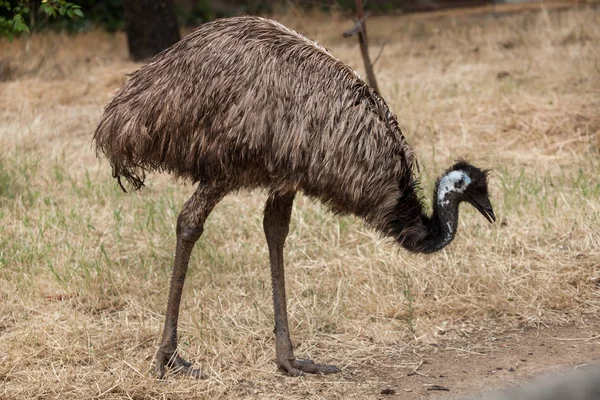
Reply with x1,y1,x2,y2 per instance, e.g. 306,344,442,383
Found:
153,351,206,379
278,358,341,376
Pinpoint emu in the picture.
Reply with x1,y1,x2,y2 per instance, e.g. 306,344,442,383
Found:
94,16,495,378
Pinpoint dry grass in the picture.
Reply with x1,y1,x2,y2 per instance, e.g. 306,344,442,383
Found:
1,5,599,399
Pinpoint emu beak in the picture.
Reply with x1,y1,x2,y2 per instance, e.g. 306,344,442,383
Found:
469,195,496,223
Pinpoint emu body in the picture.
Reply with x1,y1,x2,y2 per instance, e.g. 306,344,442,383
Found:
94,16,495,377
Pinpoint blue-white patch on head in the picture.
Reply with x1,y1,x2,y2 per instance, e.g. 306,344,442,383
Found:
437,170,471,206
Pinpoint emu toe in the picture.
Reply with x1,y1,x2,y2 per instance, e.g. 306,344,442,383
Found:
154,352,207,379
279,358,341,376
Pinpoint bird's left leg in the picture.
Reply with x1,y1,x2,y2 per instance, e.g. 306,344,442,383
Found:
263,192,341,376
153,184,225,379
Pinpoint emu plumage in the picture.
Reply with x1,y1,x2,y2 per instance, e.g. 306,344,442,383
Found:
94,16,495,377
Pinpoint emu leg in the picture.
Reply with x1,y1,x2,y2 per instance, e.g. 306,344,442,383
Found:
263,193,341,376
154,185,225,379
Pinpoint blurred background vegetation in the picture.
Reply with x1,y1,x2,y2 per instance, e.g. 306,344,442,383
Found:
3,0,521,62
1,0,516,34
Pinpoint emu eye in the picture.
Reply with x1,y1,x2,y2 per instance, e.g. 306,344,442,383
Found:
454,179,465,189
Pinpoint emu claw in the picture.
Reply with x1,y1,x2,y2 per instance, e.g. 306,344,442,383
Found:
279,358,341,376
154,352,207,379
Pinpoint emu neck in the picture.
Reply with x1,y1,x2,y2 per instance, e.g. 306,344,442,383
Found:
392,175,462,254
421,199,460,253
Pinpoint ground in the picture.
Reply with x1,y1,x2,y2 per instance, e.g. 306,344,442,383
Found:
356,319,600,399
0,2,599,399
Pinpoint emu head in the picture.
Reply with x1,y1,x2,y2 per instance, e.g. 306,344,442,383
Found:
437,161,495,223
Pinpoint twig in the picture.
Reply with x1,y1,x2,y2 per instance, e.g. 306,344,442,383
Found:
551,334,600,341
425,384,450,391
372,41,388,66
407,359,429,377
343,16,367,37
108,355,145,378
446,347,486,356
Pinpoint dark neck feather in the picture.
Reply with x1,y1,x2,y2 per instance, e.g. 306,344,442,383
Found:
387,176,460,254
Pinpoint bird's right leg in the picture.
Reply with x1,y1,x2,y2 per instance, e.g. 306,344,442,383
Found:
153,184,225,379
264,193,340,376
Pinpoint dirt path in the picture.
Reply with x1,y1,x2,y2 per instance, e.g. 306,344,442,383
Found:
350,318,600,399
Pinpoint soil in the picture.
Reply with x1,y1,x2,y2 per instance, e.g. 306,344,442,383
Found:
348,318,600,399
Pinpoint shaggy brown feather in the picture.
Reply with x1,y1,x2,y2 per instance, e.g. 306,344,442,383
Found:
94,16,415,237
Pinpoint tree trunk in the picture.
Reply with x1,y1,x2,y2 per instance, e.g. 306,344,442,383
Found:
123,0,180,62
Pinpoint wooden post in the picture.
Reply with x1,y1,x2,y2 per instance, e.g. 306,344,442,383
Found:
351,0,379,93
